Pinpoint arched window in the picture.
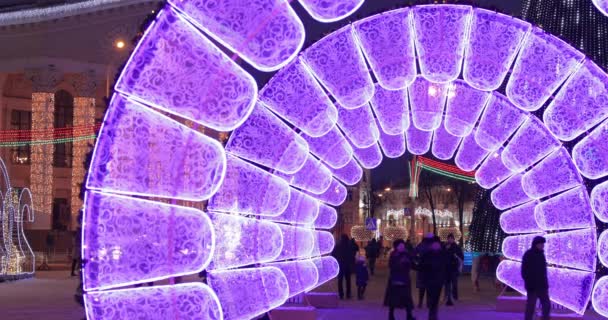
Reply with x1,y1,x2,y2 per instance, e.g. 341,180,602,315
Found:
54,90,73,168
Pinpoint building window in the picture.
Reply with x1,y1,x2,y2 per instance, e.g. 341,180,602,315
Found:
54,90,73,168
52,197,70,231
10,110,31,164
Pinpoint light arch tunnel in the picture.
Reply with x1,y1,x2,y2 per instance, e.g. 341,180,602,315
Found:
81,1,608,319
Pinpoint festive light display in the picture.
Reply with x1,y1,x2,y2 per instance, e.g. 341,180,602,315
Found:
544,60,608,141
596,230,607,268
260,60,337,137
432,121,462,161
226,103,309,175
591,180,608,222
437,227,462,242
30,92,54,215
330,158,363,186
114,8,257,131
593,277,608,318
302,25,374,108
83,3,608,317
265,260,318,298
169,0,304,72
299,0,364,23
506,28,585,112
369,85,409,135
594,0,608,16
499,201,542,234
573,119,608,179
87,96,226,201
378,129,406,159
351,225,374,242
84,283,223,320
71,96,96,219
411,5,472,83
383,226,408,242
408,77,448,131
464,9,530,91
301,126,353,169
354,9,416,90
496,260,594,315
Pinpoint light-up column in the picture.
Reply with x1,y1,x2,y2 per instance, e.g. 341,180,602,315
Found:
26,66,60,217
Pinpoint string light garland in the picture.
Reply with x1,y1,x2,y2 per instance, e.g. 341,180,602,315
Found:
72,97,96,221
30,92,55,215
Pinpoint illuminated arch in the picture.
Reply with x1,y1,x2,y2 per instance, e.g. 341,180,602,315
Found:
83,2,608,319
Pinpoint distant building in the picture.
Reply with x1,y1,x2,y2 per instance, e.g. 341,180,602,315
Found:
522,0,608,70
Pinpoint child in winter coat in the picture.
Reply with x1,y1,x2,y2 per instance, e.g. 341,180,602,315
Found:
356,255,370,300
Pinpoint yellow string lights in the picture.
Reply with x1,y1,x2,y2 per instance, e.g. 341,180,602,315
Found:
30,92,55,215
71,97,95,220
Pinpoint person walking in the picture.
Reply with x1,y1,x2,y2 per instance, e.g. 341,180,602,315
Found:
332,234,355,299
521,236,550,320
70,227,82,276
384,239,416,320
420,236,447,320
443,234,463,305
415,233,433,308
355,255,369,300
365,238,380,276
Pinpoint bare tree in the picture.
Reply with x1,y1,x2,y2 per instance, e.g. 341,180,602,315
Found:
421,172,437,235
451,180,467,247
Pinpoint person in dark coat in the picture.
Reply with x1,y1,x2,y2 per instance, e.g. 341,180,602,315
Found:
521,236,550,320
415,233,434,308
365,238,380,275
443,234,463,305
332,234,355,299
384,239,416,320
420,236,448,320
355,256,369,300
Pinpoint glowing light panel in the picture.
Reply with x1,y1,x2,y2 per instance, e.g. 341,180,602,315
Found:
302,25,374,108
572,119,608,179
369,85,410,135
87,96,226,201
263,188,320,226
265,260,319,298
592,276,608,318
353,9,416,90
535,186,595,231
305,178,347,206
411,5,472,83
302,126,353,169
310,230,335,256
599,230,608,267
408,77,448,131
499,201,542,234
330,158,363,186
432,121,462,161
313,204,338,230
502,117,561,172
506,28,585,112
475,93,528,151
591,181,608,222
522,147,583,199
406,124,433,155
276,224,315,261
114,9,257,131
82,191,214,291
491,173,533,210
379,130,406,159
337,103,380,148
445,80,490,137
169,0,305,71
475,150,514,189
455,131,490,172
277,154,333,195
351,141,383,169
310,256,340,289
226,103,309,174
299,0,364,23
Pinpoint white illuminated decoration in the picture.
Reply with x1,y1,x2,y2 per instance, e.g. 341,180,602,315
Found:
415,207,454,219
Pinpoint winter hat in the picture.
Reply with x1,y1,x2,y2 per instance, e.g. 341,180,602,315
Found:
532,236,546,246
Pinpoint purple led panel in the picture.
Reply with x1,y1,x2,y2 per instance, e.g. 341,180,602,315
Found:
502,233,541,261
337,103,380,148
491,174,533,210
351,142,383,169
226,103,308,175
276,224,315,261
302,25,374,109
599,230,608,267
496,260,594,315
444,80,490,137
169,0,304,72
260,60,337,137
572,119,608,179
408,77,448,131
208,267,289,320
379,130,406,159
522,147,583,199
592,276,608,318
353,9,416,90
263,188,320,226
310,256,340,289
502,117,561,172
591,181,608,223
277,154,333,195
464,9,531,91
475,150,514,189
84,283,222,320
475,93,528,151
506,28,585,112
302,126,353,169
330,158,363,186
86,96,225,201
299,0,364,23
265,260,319,298
369,85,410,135
499,201,542,234
411,5,472,83
432,121,462,161
207,212,282,271
535,186,595,231
406,124,433,155
455,131,490,172
310,230,335,257
114,9,256,132
594,0,608,16
544,60,608,141
83,191,214,291
305,178,347,206
314,204,338,230
208,154,290,217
